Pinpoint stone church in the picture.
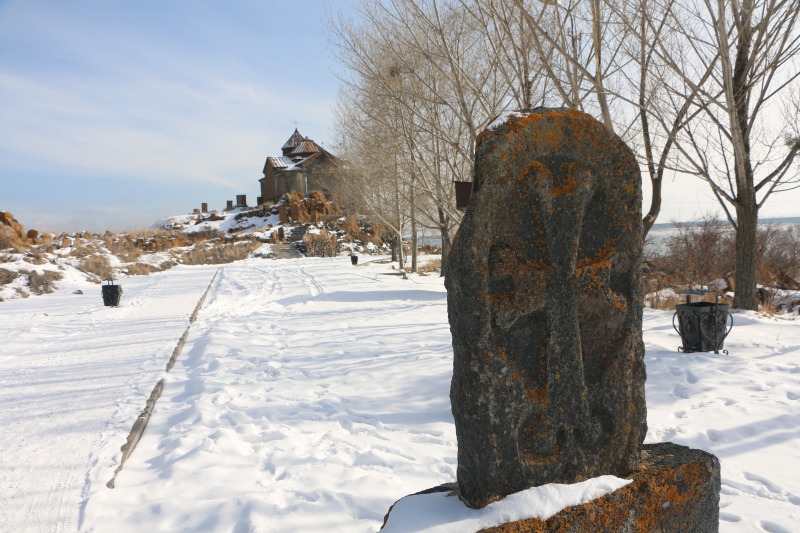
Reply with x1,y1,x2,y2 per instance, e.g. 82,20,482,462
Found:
259,129,338,204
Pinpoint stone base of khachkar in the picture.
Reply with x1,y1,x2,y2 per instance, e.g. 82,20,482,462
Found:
381,442,720,532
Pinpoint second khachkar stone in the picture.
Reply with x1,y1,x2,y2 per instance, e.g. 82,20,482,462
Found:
444,108,647,509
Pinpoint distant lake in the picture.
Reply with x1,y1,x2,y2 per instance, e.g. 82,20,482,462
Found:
648,216,800,230
417,217,800,254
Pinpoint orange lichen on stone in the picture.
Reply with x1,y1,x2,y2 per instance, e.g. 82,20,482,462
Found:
518,160,548,183
550,162,589,196
524,386,547,404
521,451,558,465
575,244,613,272
465,443,720,533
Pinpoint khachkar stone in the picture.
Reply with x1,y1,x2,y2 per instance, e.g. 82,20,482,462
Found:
444,108,647,509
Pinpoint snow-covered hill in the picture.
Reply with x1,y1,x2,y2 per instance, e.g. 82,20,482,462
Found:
1,205,380,302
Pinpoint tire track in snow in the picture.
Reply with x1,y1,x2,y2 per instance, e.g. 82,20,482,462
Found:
104,268,221,489
0,266,221,533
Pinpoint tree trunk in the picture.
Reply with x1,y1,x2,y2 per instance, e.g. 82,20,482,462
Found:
733,198,758,310
440,226,451,277
410,179,418,273
397,230,405,268
729,0,758,311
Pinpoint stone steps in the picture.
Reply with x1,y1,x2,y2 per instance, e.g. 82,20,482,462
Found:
271,224,307,259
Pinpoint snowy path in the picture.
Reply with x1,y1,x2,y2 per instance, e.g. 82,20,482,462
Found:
80,258,455,532
643,310,800,532
1,256,799,532
0,265,220,533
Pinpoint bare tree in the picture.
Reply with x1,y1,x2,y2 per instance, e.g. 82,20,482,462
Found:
330,85,413,266
643,0,800,309
477,0,687,238
330,0,510,271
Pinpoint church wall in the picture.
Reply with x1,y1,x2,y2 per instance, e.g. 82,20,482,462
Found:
305,157,337,196
260,172,277,204
277,172,307,199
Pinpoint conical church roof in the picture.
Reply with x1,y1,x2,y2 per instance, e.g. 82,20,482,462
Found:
291,137,323,158
281,129,305,155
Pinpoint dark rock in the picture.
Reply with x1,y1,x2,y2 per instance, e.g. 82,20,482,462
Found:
444,108,646,508
477,443,720,533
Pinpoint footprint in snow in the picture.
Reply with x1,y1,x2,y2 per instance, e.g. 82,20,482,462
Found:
744,471,784,495
669,384,691,399
759,520,794,533
719,512,741,522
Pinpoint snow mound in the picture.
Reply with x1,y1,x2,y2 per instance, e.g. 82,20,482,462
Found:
382,476,631,532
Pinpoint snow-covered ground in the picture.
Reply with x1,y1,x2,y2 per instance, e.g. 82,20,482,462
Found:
1,255,799,532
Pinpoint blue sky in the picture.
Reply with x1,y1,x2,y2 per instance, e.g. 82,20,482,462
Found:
0,1,796,232
0,0,351,231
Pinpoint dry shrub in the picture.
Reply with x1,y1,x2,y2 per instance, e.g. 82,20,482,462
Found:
118,228,221,253
645,291,685,311
123,262,176,276
417,258,442,275
303,229,337,257
0,268,19,285
651,215,733,286
22,269,63,295
757,225,800,288
22,253,47,265
116,250,141,263
78,255,113,281
70,242,99,258
645,290,734,311
368,221,390,245
283,190,305,206
650,216,800,290
330,215,385,247
340,216,360,240
105,234,137,255
178,241,261,265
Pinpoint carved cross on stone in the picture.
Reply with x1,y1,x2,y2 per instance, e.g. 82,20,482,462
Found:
444,108,647,509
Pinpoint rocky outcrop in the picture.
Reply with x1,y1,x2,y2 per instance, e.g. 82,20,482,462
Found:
0,211,36,248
